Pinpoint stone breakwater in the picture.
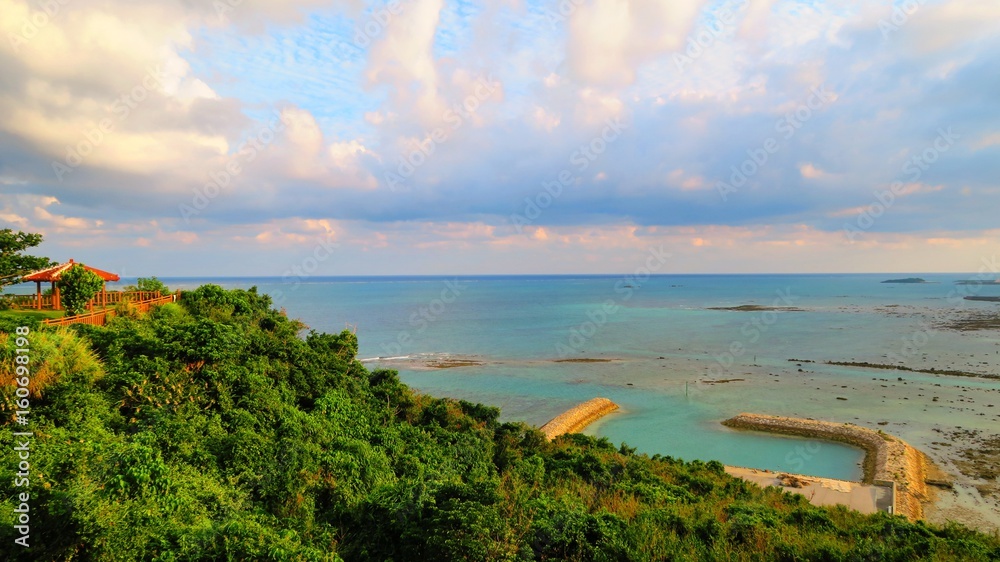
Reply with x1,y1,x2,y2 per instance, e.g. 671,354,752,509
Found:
540,398,619,440
722,413,930,520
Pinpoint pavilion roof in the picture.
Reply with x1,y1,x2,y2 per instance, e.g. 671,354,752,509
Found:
22,259,121,282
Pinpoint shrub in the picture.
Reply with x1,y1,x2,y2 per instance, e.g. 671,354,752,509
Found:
57,264,104,316
136,276,169,295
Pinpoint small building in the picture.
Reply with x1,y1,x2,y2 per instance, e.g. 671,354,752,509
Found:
22,259,120,310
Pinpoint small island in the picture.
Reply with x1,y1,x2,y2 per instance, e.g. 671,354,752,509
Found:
881,277,931,284
955,279,1000,285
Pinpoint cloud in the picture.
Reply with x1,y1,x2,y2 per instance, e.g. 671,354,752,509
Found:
364,0,446,124
565,0,706,87
1,0,998,274
799,163,826,179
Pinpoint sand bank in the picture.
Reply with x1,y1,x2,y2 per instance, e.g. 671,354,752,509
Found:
724,466,891,515
539,397,619,440
723,413,931,520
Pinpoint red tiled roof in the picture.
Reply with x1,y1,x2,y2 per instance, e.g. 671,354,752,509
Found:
22,259,120,282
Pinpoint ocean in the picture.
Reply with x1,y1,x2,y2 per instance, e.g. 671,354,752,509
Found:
18,273,1000,482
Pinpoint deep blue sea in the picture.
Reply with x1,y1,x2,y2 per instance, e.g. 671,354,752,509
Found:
17,273,1000,481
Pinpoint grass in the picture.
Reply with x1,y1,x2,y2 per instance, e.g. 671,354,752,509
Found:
0,308,64,322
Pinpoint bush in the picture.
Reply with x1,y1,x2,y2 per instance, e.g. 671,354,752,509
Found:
58,264,104,316
123,276,170,295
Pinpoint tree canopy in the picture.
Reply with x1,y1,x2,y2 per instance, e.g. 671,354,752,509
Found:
123,276,170,295
0,229,56,291
57,264,105,315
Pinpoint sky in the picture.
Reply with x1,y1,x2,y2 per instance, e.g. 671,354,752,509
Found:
1,0,999,277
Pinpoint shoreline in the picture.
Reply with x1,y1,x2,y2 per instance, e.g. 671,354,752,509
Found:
723,466,892,515
722,413,933,520
539,397,619,440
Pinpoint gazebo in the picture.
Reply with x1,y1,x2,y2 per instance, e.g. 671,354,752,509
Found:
22,259,121,311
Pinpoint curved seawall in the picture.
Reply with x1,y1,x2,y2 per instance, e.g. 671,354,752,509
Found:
540,398,619,440
723,413,930,520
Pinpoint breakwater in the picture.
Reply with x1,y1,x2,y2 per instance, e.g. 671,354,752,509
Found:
539,398,619,440
722,413,929,520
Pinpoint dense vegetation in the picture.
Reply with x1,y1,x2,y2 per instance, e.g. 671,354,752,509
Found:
1,286,998,560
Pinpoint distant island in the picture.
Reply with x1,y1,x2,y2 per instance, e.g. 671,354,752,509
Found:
881,277,933,284
955,279,1000,285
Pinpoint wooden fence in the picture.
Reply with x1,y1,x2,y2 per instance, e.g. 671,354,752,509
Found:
101,291,163,305
2,290,166,311
1,294,55,309
42,292,179,327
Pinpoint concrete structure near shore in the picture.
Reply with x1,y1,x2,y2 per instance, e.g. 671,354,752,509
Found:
722,413,931,520
538,403,930,520
540,397,619,440
724,466,893,515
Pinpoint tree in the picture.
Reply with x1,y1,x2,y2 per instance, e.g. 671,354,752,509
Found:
123,276,169,295
58,264,104,316
0,229,56,291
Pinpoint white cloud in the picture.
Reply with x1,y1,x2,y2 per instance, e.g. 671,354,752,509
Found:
365,0,446,125
799,163,826,179
566,0,706,87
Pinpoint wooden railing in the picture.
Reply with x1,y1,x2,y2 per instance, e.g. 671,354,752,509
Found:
1,294,55,309
3,290,165,311
101,291,163,305
42,292,179,327
43,309,114,327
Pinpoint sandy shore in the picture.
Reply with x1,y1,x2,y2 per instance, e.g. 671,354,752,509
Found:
723,413,932,520
539,397,619,440
724,466,891,514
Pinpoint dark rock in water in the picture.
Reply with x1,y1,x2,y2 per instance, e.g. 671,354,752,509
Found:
964,296,1000,302
707,304,805,312
881,277,928,284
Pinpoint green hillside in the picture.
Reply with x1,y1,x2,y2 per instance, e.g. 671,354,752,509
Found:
1,286,997,560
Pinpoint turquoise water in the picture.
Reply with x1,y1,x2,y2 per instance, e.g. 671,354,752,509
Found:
20,273,999,480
